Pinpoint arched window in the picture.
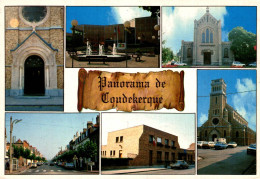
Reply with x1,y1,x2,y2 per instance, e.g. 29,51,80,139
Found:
206,29,209,43
224,48,229,58
210,32,213,43
202,32,205,43
236,131,239,138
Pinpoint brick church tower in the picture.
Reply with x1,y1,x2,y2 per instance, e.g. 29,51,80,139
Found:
198,79,256,145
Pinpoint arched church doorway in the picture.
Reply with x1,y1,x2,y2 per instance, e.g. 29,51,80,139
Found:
24,55,45,95
204,52,211,65
212,134,217,142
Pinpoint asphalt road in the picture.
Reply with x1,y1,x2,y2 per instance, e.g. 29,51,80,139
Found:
198,146,256,175
20,164,96,175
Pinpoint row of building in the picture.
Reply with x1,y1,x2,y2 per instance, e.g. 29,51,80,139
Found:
5,138,44,167
53,115,100,169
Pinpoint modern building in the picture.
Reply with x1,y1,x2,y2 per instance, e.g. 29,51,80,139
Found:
198,79,256,145
5,6,64,99
180,8,234,66
69,16,159,50
101,125,195,167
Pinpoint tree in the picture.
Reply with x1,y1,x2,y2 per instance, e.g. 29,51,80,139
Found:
77,141,98,160
228,26,256,63
162,47,174,64
23,149,31,160
139,6,160,17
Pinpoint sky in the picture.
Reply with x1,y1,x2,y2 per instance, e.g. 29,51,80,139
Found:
162,7,257,54
197,70,256,131
66,7,152,33
5,113,99,160
102,113,195,149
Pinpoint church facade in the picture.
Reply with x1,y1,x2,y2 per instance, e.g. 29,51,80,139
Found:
181,8,234,66
5,6,64,98
198,79,256,145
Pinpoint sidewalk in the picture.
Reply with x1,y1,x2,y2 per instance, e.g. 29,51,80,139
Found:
102,167,167,175
5,166,29,175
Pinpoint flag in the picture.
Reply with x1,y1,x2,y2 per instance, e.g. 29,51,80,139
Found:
117,25,120,34
153,137,156,146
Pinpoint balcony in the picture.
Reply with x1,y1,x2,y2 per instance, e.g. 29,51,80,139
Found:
165,145,170,148
171,146,176,149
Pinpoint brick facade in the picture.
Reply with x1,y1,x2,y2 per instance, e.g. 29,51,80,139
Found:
101,125,195,166
5,6,64,96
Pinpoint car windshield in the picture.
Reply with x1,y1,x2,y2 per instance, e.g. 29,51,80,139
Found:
249,144,256,148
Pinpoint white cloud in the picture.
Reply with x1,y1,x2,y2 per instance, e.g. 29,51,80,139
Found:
232,78,256,131
199,113,208,126
111,7,152,24
162,7,227,53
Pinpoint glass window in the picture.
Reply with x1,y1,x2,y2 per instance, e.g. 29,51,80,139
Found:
22,6,47,23
210,32,213,43
149,135,153,143
202,32,205,43
157,151,162,161
224,48,229,58
116,137,119,143
165,139,169,146
171,141,175,147
157,137,162,143
187,48,192,58
120,136,123,142
206,29,209,43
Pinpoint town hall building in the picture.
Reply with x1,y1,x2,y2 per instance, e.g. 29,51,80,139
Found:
198,79,256,145
5,6,64,110
180,8,234,66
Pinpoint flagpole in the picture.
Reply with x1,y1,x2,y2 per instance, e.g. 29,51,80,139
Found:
117,25,118,47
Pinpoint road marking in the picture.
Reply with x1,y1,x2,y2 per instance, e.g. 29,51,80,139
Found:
50,170,54,172
57,170,61,172
35,170,39,172
43,170,46,172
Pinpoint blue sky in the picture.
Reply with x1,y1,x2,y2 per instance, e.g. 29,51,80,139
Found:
162,7,257,53
5,113,99,160
66,7,152,33
102,113,195,149
197,70,256,131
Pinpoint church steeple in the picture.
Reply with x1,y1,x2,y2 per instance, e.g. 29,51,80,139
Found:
206,7,209,13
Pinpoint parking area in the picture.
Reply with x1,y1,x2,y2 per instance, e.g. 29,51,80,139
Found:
198,146,256,175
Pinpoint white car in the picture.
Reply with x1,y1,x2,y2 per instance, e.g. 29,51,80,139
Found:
232,61,245,67
248,62,256,67
175,62,187,66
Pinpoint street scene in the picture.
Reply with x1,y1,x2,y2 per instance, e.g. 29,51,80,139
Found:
198,147,256,175
5,113,100,175
66,6,160,68
197,70,256,175
162,7,256,68
101,113,195,175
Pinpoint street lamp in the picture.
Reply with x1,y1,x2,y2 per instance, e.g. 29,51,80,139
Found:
9,116,22,173
154,24,160,65
124,21,130,67
71,19,78,68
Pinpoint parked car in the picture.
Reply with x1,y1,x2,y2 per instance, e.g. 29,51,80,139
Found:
214,142,228,150
171,61,176,65
248,62,256,67
49,162,55,166
232,61,245,67
247,144,256,155
175,62,187,66
30,163,37,168
58,162,62,166
202,141,215,149
197,141,205,148
64,162,75,169
170,160,189,169
228,142,237,148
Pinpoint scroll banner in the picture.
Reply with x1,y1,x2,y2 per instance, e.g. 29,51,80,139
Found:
78,69,184,112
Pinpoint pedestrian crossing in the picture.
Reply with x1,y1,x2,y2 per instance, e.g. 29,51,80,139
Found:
27,169,78,173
